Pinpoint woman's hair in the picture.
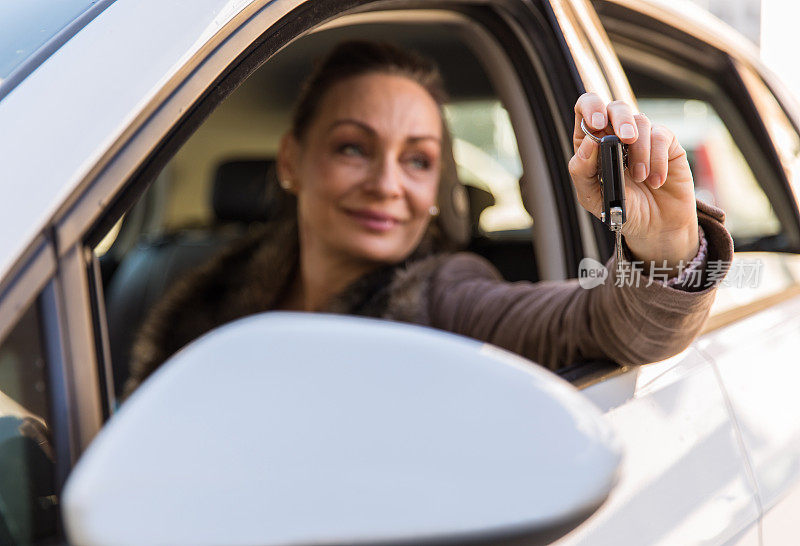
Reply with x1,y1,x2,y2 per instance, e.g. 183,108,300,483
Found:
290,40,449,140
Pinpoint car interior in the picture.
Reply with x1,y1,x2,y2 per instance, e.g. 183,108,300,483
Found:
92,15,557,400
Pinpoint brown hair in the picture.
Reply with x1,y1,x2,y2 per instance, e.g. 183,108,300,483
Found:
290,40,448,140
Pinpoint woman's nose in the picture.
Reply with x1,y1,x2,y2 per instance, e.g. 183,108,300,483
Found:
365,154,403,198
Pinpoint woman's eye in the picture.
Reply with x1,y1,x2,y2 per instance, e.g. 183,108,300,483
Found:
338,143,365,157
408,155,432,170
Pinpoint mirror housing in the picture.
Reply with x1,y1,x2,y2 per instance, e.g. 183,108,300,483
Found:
63,312,620,545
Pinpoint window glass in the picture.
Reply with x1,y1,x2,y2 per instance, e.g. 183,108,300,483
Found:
0,300,58,545
0,0,100,79
637,97,781,240
444,100,532,234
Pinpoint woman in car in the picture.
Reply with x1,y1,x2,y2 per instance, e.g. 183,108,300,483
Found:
125,40,733,396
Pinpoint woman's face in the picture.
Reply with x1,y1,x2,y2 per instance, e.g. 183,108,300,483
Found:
279,73,443,265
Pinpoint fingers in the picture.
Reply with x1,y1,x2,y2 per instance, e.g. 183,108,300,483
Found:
573,94,641,154
606,100,638,144
573,93,607,152
647,124,673,189
568,135,602,218
627,113,651,183
571,93,687,198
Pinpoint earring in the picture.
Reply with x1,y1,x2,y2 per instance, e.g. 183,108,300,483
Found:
279,178,292,190
429,205,440,217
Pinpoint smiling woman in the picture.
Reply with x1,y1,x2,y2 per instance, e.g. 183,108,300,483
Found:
274,43,447,306
119,39,734,398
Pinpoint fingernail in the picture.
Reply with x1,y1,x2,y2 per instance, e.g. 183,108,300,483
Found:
634,163,646,182
620,123,636,139
648,175,661,189
592,113,605,130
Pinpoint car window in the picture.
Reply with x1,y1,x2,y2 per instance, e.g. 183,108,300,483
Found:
598,3,800,329
636,97,781,240
597,0,800,251
88,15,549,401
0,298,58,545
619,65,788,250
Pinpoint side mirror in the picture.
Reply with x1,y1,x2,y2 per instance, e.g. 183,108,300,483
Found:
63,313,620,545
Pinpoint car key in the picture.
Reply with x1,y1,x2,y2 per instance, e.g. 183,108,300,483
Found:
581,119,627,267
600,134,627,266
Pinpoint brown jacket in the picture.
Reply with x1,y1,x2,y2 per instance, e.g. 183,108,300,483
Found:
127,199,732,395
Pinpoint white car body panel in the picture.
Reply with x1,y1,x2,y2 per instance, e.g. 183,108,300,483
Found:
556,348,759,544
0,0,301,283
699,291,800,543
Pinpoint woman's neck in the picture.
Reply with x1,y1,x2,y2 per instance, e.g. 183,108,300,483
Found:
279,243,378,312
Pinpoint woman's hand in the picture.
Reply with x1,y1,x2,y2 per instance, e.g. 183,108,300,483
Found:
569,93,700,275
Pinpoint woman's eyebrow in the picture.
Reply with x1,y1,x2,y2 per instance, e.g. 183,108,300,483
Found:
327,119,440,143
327,119,375,134
407,135,441,144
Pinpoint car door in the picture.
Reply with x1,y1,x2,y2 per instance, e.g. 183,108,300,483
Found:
592,1,800,543
549,1,762,544
5,0,606,486
26,0,626,543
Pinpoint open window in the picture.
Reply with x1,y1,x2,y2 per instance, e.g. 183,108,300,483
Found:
81,5,582,404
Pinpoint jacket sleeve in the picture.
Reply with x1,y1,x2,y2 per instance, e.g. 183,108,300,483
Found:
427,199,734,371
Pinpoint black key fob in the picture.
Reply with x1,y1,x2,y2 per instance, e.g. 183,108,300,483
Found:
599,134,626,230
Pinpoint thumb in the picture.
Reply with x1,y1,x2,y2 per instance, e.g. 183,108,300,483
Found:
568,136,602,218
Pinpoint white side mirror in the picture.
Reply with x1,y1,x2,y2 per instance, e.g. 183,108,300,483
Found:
63,312,620,545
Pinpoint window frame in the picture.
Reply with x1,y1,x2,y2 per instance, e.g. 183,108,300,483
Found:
56,0,367,451
595,1,800,254
52,0,602,413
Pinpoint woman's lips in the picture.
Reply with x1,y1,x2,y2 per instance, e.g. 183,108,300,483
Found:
344,208,401,232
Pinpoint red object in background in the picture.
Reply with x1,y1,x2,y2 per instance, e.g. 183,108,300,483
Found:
692,142,718,207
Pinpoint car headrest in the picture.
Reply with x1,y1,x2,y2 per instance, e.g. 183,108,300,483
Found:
212,160,283,223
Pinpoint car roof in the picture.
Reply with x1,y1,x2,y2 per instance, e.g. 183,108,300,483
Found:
596,0,761,64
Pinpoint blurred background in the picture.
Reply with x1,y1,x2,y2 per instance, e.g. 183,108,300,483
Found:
691,0,797,95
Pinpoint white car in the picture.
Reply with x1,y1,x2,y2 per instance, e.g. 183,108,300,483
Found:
2,0,800,544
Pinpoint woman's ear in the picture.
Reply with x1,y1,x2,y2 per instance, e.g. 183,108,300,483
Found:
277,133,300,194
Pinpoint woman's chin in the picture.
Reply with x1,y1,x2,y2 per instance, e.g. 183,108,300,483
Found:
342,237,414,265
